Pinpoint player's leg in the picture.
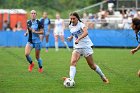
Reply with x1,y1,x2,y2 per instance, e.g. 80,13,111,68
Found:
60,34,70,51
45,35,49,52
54,34,59,51
25,43,34,72
83,47,109,83
40,34,44,42
85,55,109,83
35,43,43,73
69,50,81,80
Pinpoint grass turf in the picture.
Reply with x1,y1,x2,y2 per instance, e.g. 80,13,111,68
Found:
0,47,140,93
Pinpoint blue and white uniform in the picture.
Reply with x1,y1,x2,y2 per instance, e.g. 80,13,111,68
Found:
69,21,93,57
40,18,51,36
27,19,43,50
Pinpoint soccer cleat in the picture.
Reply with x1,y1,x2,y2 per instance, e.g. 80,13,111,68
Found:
38,68,43,73
102,77,109,84
28,62,34,72
62,77,67,81
138,70,140,77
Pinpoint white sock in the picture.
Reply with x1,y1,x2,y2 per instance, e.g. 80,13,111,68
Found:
55,42,58,51
95,65,105,78
69,66,76,80
64,41,70,51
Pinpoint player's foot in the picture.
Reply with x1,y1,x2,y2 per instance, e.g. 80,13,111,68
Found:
38,68,43,73
45,49,48,52
62,77,67,81
101,77,109,84
55,48,59,52
138,70,140,77
28,62,34,72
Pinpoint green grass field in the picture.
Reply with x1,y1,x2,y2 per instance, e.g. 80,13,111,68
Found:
0,47,140,93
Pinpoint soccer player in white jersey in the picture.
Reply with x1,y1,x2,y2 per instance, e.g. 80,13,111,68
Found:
54,13,70,51
63,12,109,83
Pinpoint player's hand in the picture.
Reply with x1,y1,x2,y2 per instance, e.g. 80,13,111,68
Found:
67,37,72,41
75,39,79,44
32,29,36,33
130,49,137,54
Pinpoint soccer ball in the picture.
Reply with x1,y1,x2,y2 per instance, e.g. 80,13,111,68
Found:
63,78,75,88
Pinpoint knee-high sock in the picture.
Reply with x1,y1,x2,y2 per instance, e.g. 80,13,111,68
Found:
95,65,105,78
26,55,32,64
55,42,58,51
69,66,76,80
63,41,70,50
37,58,42,68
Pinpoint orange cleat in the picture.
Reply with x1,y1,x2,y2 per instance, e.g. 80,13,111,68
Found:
38,68,43,73
62,77,67,81
28,62,34,72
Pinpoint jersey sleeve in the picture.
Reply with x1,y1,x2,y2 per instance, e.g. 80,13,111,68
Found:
38,21,44,29
27,20,31,29
48,19,51,25
27,20,32,31
80,22,86,29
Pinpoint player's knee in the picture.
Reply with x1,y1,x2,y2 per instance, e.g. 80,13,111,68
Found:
71,60,77,66
71,63,76,66
55,39,58,42
35,55,39,59
89,64,96,70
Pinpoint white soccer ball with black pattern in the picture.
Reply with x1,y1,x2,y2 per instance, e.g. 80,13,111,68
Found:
63,78,75,88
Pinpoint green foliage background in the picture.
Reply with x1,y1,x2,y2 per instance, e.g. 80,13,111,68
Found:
0,0,103,19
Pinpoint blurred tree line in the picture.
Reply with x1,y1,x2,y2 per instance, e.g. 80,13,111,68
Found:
0,0,102,18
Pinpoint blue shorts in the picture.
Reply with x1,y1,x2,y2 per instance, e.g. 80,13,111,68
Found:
27,42,42,50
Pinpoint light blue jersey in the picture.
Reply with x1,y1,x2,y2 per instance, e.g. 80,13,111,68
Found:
31,20,41,43
27,19,43,50
40,18,51,36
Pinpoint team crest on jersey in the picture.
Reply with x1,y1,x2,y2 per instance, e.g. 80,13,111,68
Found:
71,30,82,39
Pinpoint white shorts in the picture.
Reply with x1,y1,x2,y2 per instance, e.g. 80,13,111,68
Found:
54,30,64,36
73,47,93,57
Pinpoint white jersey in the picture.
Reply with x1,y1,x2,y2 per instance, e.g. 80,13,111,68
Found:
69,21,93,48
54,19,64,35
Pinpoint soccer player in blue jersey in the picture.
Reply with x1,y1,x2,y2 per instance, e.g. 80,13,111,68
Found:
40,12,51,52
24,10,44,73
130,17,140,77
